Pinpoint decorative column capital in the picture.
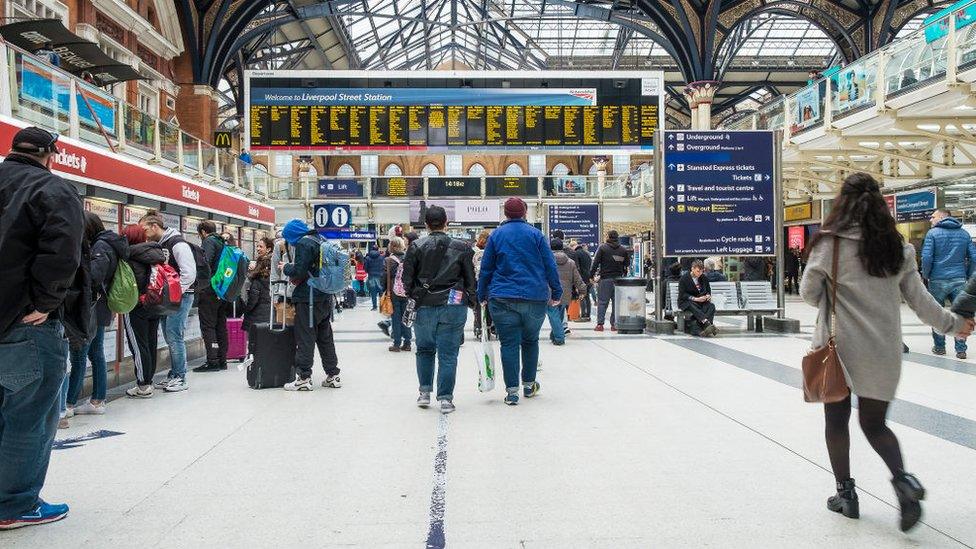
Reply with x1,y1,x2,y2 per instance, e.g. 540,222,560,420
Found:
684,80,721,106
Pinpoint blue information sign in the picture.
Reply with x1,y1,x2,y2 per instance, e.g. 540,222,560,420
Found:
312,204,352,229
547,204,600,252
662,131,775,256
317,179,363,197
894,188,937,222
317,228,376,241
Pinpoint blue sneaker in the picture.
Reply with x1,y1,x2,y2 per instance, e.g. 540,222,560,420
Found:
504,392,519,406
523,382,540,398
0,501,69,530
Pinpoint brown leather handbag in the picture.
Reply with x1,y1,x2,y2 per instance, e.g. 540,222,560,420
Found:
802,236,851,403
379,260,394,317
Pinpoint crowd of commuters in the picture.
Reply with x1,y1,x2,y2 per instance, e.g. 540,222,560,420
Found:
2,123,974,535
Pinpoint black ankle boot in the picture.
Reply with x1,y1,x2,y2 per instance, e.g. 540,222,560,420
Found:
827,478,859,518
892,472,925,532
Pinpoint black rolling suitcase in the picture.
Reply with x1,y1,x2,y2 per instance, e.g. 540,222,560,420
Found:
342,287,357,309
246,281,296,389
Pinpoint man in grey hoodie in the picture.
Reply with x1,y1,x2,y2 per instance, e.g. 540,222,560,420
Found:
141,212,197,391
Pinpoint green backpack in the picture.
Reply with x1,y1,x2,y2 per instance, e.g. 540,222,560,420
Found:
107,260,138,314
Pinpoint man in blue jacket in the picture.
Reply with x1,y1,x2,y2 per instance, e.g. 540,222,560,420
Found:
280,219,341,391
478,198,562,405
921,209,976,359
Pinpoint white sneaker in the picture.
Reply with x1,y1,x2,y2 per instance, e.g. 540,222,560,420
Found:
440,400,456,414
164,378,189,392
64,407,75,418
417,392,431,408
153,378,172,390
284,376,313,391
125,385,153,398
74,401,105,415
322,375,342,388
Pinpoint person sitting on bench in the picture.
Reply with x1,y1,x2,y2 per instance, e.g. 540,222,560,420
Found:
678,259,718,337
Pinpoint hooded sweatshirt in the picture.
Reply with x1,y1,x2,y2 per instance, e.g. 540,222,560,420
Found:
159,227,197,292
921,217,976,280
553,251,586,305
281,219,328,303
590,239,631,279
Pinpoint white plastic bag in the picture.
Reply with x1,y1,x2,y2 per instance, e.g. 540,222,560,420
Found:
475,308,496,392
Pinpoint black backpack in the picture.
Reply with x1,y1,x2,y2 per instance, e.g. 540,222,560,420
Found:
63,239,94,349
162,234,212,291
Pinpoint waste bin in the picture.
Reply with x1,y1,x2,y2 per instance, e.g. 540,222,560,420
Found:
614,277,647,334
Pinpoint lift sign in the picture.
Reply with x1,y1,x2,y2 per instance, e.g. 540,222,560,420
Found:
313,204,352,229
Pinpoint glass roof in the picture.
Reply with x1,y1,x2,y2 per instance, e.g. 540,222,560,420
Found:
732,13,837,58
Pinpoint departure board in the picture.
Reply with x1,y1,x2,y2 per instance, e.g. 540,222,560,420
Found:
247,72,663,149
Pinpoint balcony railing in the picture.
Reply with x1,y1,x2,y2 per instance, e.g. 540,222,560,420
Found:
722,0,976,137
0,41,265,199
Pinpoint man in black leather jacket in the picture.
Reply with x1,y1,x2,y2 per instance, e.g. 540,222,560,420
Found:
402,206,476,414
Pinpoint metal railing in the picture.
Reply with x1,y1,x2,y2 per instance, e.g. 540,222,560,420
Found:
0,41,265,199
722,0,976,137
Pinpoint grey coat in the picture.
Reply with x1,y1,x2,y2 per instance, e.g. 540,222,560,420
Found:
554,251,586,306
801,229,967,401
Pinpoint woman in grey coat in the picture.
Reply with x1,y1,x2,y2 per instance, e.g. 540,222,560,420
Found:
801,173,973,532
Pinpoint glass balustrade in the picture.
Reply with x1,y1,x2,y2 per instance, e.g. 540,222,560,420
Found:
123,105,155,153
201,144,217,178
181,133,200,173
832,52,879,118
218,151,236,184
159,121,180,164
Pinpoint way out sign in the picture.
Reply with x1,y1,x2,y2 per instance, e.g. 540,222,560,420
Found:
313,204,352,229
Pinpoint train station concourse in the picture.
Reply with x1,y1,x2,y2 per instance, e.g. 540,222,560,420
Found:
2,0,976,547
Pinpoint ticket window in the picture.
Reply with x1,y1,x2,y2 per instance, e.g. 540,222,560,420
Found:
242,229,256,257
182,217,203,246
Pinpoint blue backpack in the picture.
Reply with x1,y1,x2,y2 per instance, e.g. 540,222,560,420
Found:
306,236,349,295
210,245,249,302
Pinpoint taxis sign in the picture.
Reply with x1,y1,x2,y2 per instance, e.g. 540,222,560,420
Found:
213,131,233,149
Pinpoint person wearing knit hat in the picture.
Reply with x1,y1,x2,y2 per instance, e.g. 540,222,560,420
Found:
280,218,342,392
477,200,562,405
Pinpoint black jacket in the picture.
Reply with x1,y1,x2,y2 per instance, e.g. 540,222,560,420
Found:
785,251,801,276
402,231,476,308
677,272,711,309
282,233,330,304
243,275,271,330
91,230,129,326
128,242,166,294
574,248,593,284
0,154,83,336
951,276,976,318
202,233,225,273
590,241,631,280
740,256,767,281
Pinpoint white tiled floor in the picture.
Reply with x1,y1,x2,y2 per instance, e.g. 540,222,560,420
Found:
6,298,976,548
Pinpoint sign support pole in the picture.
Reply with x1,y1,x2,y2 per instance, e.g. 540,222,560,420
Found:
653,131,664,323
774,130,785,319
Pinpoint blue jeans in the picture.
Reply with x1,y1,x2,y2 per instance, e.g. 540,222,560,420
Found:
414,305,467,401
488,299,547,391
367,277,383,309
546,304,566,343
0,319,68,519
928,278,967,353
67,324,107,405
391,296,412,347
162,292,194,379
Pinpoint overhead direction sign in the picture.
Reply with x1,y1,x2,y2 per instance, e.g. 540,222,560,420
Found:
312,204,352,229
661,130,776,256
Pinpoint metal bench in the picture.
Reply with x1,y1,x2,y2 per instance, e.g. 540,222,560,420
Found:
667,280,778,333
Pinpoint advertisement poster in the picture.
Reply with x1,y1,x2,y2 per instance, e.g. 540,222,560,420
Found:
410,199,501,226
925,0,976,43
835,66,871,111
556,175,587,196
792,87,821,131
21,56,117,135
788,226,806,250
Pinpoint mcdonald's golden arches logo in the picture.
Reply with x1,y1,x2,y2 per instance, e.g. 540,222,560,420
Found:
213,131,233,149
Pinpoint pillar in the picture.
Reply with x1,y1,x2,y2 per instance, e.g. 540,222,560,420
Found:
684,81,720,130
172,50,218,143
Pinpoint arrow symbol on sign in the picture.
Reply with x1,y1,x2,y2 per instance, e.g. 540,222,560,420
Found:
725,134,730,139
765,236,771,242
668,185,675,191
765,216,771,221
668,163,675,169
667,134,674,140
669,206,675,212
668,195,675,202
668,144,674,150
759,195,764,201
765,175,771,181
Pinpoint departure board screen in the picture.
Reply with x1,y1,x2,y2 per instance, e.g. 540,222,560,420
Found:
247,72,663,150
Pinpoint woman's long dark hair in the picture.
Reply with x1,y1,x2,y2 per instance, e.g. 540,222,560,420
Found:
808,172,904,277
83,211,105,244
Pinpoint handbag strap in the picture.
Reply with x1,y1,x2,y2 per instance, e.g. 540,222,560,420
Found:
828,235,841,339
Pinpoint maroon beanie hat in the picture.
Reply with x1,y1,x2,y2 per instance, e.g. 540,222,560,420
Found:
504,197,527,219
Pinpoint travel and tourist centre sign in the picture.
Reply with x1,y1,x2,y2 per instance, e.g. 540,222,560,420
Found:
660,131,777,256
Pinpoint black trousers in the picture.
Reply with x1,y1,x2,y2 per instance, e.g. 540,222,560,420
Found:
198,287,228,364
294,298,339,380
682,301,716,335
124,307,160,386
580,283,593,319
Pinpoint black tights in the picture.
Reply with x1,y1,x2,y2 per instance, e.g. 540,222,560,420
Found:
824,395,905,482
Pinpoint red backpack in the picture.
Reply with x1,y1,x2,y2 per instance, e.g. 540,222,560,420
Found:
139,263,183,316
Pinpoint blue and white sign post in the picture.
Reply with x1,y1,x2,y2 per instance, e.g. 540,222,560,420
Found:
654,130,783,324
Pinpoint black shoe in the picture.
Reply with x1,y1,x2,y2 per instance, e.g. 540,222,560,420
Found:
892,472,925,532
378,321,390,337
401,343,411,352
827,478,859,519
902,343,909,354
957,351,967,360
932,346,946,356
219,361,228,371
193,362,222,373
